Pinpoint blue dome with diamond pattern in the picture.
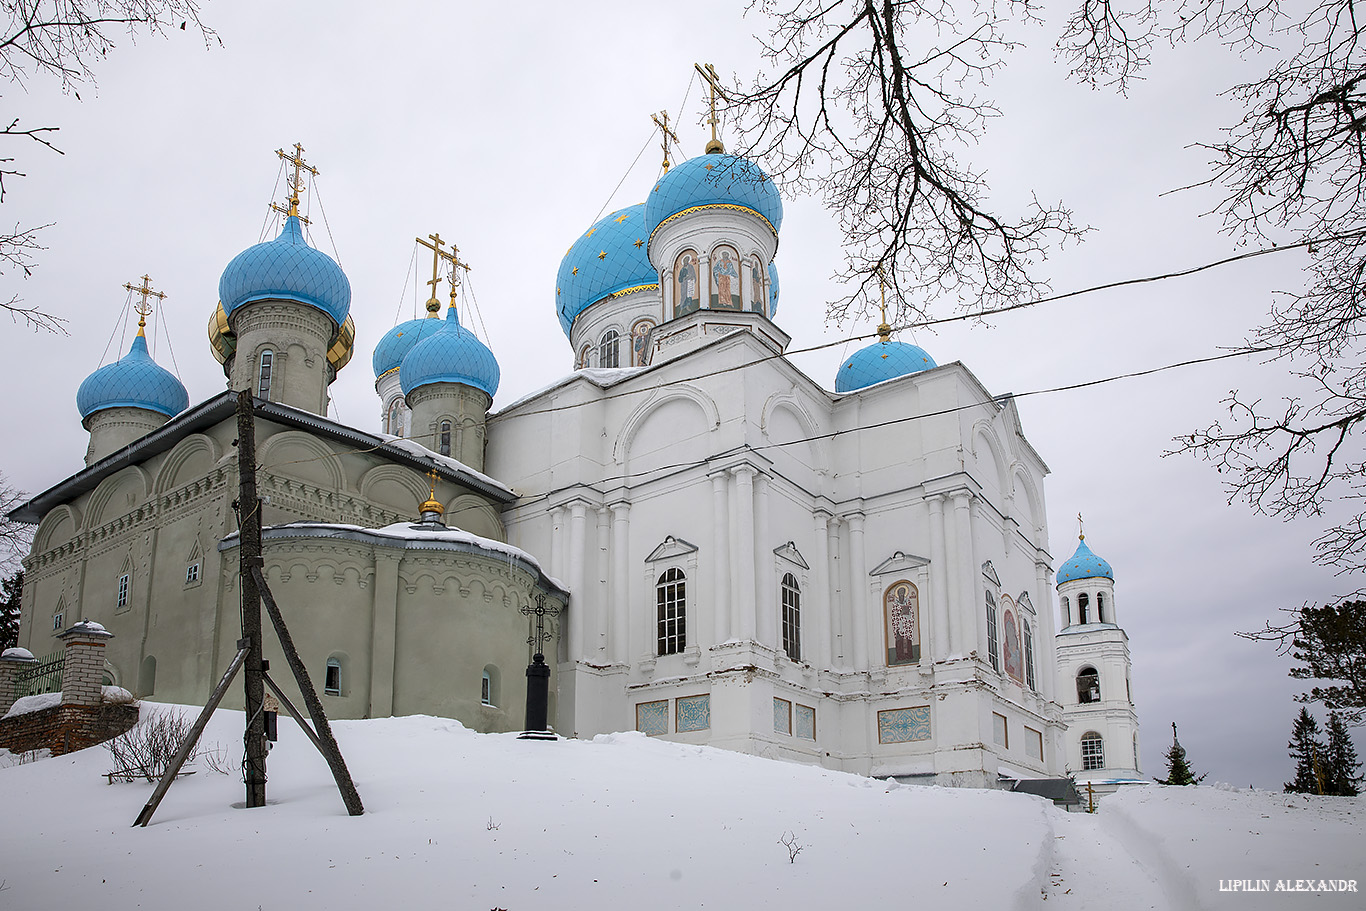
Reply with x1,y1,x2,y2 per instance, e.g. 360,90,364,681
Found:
219,215,351,327
399,305,500,399
645,153,783,240
1056,537,1114,584
77,333,189,421
835,339,936,393
555,204,656,339
373,313,445,379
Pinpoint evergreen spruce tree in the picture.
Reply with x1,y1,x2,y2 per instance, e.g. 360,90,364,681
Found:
0,571,20,651
1157,722,1206,785
1284,707,1326,794
1324,712,1362,797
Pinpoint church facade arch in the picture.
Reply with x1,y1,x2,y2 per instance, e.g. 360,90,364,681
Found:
257,430,346,491
154,433,221,494
613,384,720,466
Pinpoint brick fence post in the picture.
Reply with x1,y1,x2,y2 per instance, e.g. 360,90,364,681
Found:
0,647,38,716
58,621,114,707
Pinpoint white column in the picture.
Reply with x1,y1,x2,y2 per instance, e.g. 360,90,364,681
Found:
927,495,950,660
610,503,631,665
596,506,610,655
731,466,757,641
567,501,588,662
1034,560,1056,702
754,473,776,648
847,514,868,671
827,518,844,667
952,492,983,660
812,512,832,670
711,473,731,644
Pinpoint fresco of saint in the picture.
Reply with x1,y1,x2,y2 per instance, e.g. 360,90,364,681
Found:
884,581,920,665
711,248,741,309
676,252,699,316
631,320,654,366
1002,602,1024,683
749,258,764,313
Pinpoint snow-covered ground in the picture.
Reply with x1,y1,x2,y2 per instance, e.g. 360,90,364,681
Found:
0,704,1360,910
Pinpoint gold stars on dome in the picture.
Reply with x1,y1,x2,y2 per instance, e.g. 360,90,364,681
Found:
585,228,597,239
615,212,631,223
634,239,644,249
124,274,166,338
572,266,579,275
598,250,607,260
270,142,318,226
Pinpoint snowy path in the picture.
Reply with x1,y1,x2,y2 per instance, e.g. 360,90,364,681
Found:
1043,809,1169,909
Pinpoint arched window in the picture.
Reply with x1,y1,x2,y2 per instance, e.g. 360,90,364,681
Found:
324,656,343,696
884,580,921,665
258,349,273,400
1081,731,1105,770
1022,620,1036,690
984,591,1000,673
599,328,620,368
387,399,403,436
481,664,500,707
656,568,686,655
439,420,452,456
578,345,591,369
675,250,700,316
1096,592,1106,623
1078,592,1090,624
138,655,156,697
781,573,801,661
1077,666,1100,704
1061,596,1070,626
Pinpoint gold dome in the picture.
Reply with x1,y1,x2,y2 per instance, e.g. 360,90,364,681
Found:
207,302,354,377
328,314,356,374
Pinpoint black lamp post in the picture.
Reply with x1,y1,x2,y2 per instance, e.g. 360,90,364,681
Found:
518,592,560,740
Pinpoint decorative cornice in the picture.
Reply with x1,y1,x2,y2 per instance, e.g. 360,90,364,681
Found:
648,203,779,249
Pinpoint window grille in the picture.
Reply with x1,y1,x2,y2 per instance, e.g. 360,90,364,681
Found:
984,592,1000,672
1023,621,1036,690
1081,732,1105,770
781,573,801,661
258,350,273,400
599,329,620,368
324,658,341,696
656,568,686,655
117,573,130,610
439,421,452,456
186,562,200,585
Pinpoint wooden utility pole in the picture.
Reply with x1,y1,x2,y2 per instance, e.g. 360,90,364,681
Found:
237,389,268,808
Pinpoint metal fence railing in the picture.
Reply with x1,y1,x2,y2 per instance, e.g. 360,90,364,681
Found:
16,650,63,698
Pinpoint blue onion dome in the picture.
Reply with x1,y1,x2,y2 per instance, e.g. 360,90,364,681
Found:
835,338,937,393
644,153,784,241
219,215,351,327
77,331,189,421
555,204,656,339
768,260,780,318
373,309,446,379
1056,536,1115,584
399,304,500,399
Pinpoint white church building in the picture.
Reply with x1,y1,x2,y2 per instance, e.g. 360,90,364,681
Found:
11,137,1142,788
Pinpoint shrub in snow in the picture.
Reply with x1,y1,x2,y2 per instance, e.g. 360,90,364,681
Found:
106,707,198,782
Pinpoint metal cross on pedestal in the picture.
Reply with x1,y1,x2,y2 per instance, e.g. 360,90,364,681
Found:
518,593,561,739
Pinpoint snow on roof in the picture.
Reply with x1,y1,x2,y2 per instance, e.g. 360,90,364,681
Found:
1,647,35,660
496,366,644,414
373,434,513,496
2,691,61,718
224,520,567,594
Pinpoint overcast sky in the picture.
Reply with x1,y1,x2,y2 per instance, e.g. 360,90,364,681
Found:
0,0,1359,787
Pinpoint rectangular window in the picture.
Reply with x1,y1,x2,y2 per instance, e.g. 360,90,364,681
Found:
773,697,792,735
258,350,273,399
636,700,669,736
185,562,200,585
795,704,816,741
984,592,1000,673
1023,621,1036,690
481,672,492,706
117,573,130,610
993,712,1009,748
324,660,341,696
1081,735,1105,771
1025,726,1043,761
52,612,64,631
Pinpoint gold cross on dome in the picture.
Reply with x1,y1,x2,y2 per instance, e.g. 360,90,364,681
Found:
694,62,727,154
124,274,166,336
416,233,447,314
270,142,319,225
440,242,472,302
651,109,680,172
1078,512,1085,540
876,268,891,341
